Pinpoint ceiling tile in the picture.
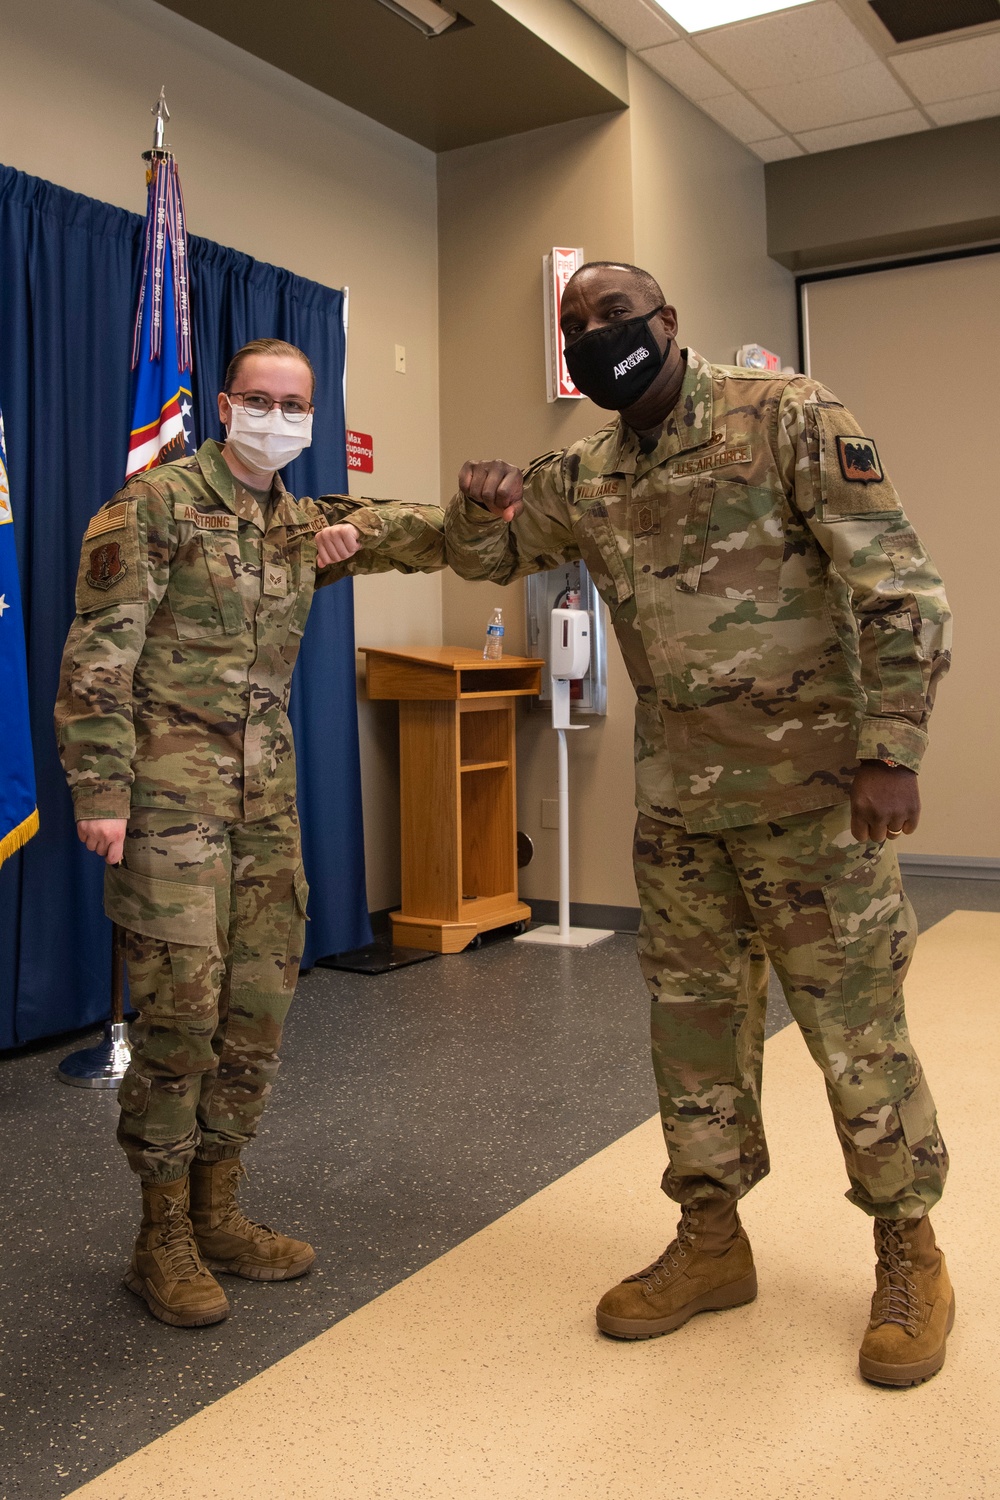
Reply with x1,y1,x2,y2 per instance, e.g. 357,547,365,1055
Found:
926,89,1000,124
639,39,733,99
747,135,805,161
795,108,928,152
698,90,782,142
573,0,680,53
751,59,912,130
890,32,1000,103
697,1,877,92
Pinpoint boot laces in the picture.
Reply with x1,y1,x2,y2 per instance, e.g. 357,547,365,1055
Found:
872,1220,920,1333
160,1194,207,1283
218,1162,278,1245
631,1207,697,1290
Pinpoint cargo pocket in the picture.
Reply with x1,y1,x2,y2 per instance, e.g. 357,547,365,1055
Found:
104,864,218,949
898,1070,938,1151
822,848,904,1030
117,1068,151,1118
105,864,221,1025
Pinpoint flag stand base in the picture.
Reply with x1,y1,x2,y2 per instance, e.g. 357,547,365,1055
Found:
58,1021,131,1089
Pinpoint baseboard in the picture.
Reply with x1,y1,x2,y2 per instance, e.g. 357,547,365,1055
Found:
899,853,1000,881
526,899,640,932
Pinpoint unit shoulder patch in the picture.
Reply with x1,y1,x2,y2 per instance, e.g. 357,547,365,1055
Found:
85,540,128,591
836,435,883,483
813,405,901,519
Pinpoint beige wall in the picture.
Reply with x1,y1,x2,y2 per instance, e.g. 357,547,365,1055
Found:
804,255,1000,860
0,0,443,911
437,109,638,907
437,62,797,911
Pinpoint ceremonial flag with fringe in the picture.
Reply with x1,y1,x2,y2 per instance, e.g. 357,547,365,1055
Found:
0,410,38,865
126,152,194,477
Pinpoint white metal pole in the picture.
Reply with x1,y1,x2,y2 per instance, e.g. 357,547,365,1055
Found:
557,726,570,939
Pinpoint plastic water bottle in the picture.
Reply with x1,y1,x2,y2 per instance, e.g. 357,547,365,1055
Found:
483,607,504,661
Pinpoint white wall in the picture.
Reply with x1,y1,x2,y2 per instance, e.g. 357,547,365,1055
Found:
0,0,444,910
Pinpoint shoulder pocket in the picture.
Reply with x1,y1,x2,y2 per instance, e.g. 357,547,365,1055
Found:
814,406,902,520
75,499,144,615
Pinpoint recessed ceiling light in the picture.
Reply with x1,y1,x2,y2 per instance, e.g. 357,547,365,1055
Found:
654,0,815,32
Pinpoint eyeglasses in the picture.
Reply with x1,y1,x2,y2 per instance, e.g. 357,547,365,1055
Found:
229,392,313,423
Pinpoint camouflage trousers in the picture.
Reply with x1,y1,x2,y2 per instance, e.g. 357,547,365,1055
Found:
634,802,948,1221
106,807,309,1184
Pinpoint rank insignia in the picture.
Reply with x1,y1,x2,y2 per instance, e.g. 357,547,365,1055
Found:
86,540,127,591
836,435,883,483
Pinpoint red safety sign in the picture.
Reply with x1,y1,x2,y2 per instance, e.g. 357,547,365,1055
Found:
346,430,374,473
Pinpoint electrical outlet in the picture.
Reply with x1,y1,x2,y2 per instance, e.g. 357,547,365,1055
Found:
394,344,406,373
541,799,559,829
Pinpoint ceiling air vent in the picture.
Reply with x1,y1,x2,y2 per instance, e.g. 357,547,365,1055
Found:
869,0,1000,44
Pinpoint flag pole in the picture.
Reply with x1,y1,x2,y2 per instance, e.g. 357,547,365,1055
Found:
58,89,177,1089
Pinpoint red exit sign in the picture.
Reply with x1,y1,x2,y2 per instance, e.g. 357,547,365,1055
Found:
346,429,373,473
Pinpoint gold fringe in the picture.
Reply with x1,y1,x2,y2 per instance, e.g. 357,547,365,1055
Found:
0,808,39,866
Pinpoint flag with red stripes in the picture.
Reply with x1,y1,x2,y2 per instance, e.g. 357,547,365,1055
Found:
126,152,194,479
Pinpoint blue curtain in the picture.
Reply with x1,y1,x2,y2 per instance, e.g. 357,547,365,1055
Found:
0,163,370,1050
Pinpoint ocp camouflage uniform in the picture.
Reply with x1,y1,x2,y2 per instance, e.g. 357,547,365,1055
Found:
56,439,445,1182
445,350,951,1221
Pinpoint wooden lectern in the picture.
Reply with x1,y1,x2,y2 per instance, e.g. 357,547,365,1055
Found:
361,646,544,953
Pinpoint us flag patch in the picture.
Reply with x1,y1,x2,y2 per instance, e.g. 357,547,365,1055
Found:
836,435,883,483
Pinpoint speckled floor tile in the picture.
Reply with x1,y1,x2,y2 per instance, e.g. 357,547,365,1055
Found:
66,910,999,1500
0,876,993,1497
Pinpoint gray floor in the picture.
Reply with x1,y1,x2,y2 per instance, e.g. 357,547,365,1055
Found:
0,874,995,1497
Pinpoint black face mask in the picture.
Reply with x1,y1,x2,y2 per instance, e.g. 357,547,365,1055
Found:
563,307,669,410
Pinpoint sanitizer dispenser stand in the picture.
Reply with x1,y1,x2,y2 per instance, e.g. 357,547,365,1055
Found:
515,609,614,949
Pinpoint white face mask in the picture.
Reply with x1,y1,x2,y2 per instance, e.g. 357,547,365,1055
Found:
225,402,313,473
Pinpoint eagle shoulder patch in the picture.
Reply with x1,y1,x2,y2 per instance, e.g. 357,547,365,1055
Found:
836,435,883,483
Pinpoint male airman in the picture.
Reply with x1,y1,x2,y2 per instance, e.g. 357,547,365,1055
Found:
446,263,954,1386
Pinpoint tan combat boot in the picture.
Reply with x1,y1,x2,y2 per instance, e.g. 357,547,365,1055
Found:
858,1215,955,1386
596,1196,757,1339
190,1157,315,1281
124,1176,230,1327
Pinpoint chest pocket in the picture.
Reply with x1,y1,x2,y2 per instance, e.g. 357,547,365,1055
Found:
572,502,633,610
275,527,318,647
167,530,247,639
676,476,784,603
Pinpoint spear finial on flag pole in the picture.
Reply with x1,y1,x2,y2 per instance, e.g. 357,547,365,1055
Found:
150,86,169,152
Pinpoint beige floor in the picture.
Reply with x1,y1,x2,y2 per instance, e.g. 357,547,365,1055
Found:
75,911,999,1500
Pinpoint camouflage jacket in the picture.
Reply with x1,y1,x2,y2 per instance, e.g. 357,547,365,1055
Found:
56,440,445,823
445,350,951,832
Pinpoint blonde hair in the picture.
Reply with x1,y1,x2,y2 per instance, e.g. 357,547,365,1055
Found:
224,339,315,396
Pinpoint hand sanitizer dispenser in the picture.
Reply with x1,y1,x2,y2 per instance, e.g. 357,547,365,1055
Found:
516,607,613,950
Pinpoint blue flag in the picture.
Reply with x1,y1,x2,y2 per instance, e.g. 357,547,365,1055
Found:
0,411,38,865
126,153,194,477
